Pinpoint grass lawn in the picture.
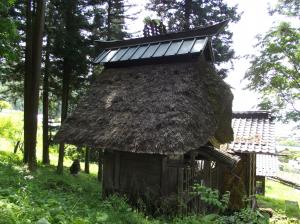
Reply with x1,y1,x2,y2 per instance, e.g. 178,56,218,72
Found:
257,178,300,223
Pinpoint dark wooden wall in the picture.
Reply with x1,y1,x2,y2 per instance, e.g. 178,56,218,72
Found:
221,153,257,210
103,150,227,214
103,150,163,199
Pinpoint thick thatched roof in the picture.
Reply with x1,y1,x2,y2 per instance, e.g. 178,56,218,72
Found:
55,59,233,155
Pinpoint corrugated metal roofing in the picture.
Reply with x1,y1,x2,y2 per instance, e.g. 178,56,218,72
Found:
256,154,279,177
94,37,208,64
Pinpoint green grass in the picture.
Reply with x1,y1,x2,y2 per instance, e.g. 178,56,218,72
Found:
0,149,270,224
0,151,160,224
257,179,300,223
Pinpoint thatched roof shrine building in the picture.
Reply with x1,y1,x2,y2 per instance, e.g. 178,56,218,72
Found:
55,21,238,214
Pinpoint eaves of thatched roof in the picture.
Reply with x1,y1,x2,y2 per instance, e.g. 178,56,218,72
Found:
55,59,233,155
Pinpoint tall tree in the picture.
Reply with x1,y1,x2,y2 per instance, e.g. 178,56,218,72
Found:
56,0,78,174
105,0,129,40
146,0,240,78
42,26,51,165
24,0,46,170
56,0,94,174
245,1,300,122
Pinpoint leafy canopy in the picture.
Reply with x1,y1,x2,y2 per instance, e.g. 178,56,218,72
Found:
0,0,19,63
245,1,300,122
146,0,241,78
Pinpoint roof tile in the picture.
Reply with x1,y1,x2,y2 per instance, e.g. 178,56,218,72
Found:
227,111,276,154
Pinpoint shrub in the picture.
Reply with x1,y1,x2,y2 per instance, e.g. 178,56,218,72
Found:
0,112,23,148
191,184,230,213
0,100,11,111
0,201,19,224
216,208,268,224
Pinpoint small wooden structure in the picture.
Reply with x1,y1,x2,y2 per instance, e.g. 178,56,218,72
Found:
223,111,277,207
55,21,239,214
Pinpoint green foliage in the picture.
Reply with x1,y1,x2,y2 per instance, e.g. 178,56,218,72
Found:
0,151,158,224
0,100,11,111
146,0,241,78
217,208,268,224
245,0,300,122
270,0,300,17
191,184,230,212
257,178,300,223
0,0,19,62
0,201,18,224
0,111,23,146
0,150,274,224
278,138,299,146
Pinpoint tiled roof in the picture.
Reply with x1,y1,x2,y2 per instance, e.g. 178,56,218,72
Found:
256,154,279,177
228,111,276,154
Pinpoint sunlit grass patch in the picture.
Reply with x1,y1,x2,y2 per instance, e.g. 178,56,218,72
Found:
257,178,300,222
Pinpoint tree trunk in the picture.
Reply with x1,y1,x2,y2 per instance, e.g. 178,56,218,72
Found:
56,70,70,173
42,33,50,165
107,0,112,40
27,0,46,171
23,0,33,164
183,0,192,31
24,0,46,171
84,147,90,174
98,149,103,182
57,1,76,174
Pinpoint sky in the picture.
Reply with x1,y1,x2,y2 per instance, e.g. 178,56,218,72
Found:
126,0,297,137
223,0,276,111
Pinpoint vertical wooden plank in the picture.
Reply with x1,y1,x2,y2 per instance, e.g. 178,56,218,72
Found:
253,154,257,196
177,167,184,214
249,154,252,196
114,151,120,189
102,150,114,198
160,156,167,195
262,177,265,196
244,154,250,197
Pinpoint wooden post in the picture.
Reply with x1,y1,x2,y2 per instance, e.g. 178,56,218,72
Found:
262,177,265,196
113,152,120,189
177,167,184,214
98,149,103,182
84,147,90,174
160,156,167,195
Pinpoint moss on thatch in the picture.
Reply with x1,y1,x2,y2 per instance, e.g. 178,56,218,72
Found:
55,59,233,155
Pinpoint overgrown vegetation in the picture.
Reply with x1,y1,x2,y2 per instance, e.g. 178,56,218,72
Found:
257,179,300,223
0,110,23,150
191,184,230,213
0,151,157,224
0,148,271,224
